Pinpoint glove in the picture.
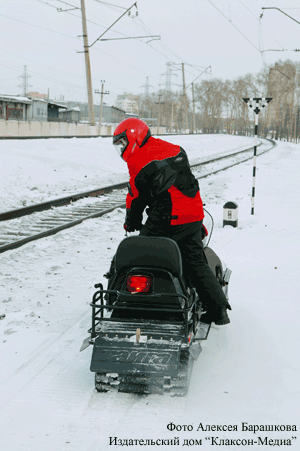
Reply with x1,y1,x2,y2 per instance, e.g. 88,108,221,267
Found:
124,208,144,233
201,224,208,240
124,222,143,233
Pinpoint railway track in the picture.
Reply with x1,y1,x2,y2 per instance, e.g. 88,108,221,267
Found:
0,138,275,254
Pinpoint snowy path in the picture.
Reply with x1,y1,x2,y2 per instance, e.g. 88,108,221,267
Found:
0,136,299,450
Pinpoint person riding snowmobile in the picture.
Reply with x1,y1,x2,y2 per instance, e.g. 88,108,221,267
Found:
111,118,231,325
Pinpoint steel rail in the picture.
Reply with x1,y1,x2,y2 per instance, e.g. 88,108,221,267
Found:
0,139,265,222
0,182,127,222
0,138,275,254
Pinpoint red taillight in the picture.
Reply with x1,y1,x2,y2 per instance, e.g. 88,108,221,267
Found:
127,275,151,293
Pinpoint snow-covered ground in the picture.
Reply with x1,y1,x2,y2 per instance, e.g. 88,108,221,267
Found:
0,134,254,211
0,134,299,450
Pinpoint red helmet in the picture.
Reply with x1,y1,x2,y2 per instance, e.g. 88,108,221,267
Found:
113,118,151,161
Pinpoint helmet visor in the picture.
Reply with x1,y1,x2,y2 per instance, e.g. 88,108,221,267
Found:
113,134,128,159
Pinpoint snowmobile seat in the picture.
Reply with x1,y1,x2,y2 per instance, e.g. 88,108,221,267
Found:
110,236,194,321
115,236,183,278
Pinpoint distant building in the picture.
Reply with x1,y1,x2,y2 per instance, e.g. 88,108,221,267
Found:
0,95,69,122
48,101,67,121
110,106,127,123
26,98,67,121
267,62,296,131
115,93,139,116
59,107,81,122
57,100,126,123
27,91,48,100
0,94,31,120
0,94,127,124
26,98,48,122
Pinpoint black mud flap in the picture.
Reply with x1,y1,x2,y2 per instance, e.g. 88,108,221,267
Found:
90,337,181,377
80,336,91,352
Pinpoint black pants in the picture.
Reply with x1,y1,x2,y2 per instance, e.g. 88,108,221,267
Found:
139,223,230,312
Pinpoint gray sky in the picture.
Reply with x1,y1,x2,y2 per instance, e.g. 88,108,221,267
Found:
1,0,300,105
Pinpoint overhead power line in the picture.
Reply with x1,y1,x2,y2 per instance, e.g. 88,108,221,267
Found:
92,0,128,11
0,46,84,79
6,1,208,98
0,59,86,90
0,13,80,40
89,2,139,47
206,0,261,52
238,0,284,50
36,0,203,81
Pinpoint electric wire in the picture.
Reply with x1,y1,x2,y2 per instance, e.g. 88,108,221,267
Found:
33,0,206,86
206,0,261,52
92,0,128,12
36,0,58,9
0,59,86,91
238,0,284,50
0,30,78,52
1,3,163,93
34,0,166,83
0,13,80,40
0,47,85,80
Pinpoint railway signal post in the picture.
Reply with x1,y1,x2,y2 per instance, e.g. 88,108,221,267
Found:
243,97,272,215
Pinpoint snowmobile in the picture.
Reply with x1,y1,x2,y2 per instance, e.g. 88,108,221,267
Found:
81,211,231,396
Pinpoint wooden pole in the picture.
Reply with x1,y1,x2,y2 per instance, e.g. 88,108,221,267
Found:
80,0,95,126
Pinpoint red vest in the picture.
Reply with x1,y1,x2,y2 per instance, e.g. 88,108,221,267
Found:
126,137,204,226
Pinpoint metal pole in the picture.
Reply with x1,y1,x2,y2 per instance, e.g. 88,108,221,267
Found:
157,96,161,135
95,83,109,135
243,97,272,215
99,81,104,135
80,0,95,126
182,63,189,133
192,82,196,133
251,107,259,215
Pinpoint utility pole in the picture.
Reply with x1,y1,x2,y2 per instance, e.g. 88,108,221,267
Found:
182,63,189,133
140,76,153,118
165,62,173,92
157,96,161,135
80,0,95,125
95,81,109,135
156,95,165,135
192,83,196,133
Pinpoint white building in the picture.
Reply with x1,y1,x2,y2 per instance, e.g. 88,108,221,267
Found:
115,93,139,116
27,98,48,121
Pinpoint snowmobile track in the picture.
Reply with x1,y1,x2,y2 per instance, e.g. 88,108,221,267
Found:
94,349,194,397
0,138,275,254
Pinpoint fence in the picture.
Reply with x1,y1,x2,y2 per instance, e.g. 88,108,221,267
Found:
0,120,114,138
0,120,166,139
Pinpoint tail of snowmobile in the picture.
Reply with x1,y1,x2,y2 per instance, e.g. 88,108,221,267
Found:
81,232,231,396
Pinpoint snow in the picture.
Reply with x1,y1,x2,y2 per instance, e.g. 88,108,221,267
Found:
0,134,253,211
0,95,32,103
0,134,299,450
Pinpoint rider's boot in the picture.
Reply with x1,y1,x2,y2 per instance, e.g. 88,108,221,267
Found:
201,305,230,325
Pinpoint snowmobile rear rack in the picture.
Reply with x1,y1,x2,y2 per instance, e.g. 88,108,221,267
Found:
90,285,196,342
